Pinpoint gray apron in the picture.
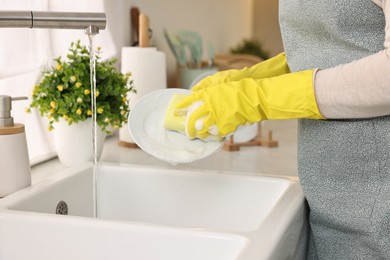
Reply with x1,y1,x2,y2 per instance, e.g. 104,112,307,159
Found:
279,1,390,259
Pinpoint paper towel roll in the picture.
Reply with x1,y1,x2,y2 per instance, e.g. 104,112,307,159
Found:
119,47,167,145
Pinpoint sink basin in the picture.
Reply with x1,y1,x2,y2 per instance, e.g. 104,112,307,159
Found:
98,165,292,232
0,163,307,260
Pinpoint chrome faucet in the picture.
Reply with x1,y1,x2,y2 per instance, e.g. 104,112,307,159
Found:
0,11,106,34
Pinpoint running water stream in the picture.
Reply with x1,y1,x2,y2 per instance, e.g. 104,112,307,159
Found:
88,34,98,218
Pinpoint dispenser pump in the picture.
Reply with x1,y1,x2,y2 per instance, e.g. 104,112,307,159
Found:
0,95,28,127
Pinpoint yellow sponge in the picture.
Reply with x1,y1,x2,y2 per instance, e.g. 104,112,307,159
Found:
163,93,187,134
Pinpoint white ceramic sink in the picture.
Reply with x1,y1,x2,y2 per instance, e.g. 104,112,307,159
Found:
0,163,307,260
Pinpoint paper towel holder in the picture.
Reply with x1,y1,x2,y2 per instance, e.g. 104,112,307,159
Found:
119,140,139,148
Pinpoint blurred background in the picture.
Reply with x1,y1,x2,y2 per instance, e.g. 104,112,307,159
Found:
0,0,284,164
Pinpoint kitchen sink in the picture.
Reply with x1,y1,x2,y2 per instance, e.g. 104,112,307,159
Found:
0,163,307,260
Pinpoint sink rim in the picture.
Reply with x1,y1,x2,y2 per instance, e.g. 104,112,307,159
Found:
0,210,250,260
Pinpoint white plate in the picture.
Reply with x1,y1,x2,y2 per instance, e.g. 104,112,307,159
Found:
128,88,223,165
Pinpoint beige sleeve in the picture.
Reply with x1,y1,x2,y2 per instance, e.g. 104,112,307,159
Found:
314,0,390,118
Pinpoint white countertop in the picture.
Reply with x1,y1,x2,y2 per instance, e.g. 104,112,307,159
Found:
31,119,298,184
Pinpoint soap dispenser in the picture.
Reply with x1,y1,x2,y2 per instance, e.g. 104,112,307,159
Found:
0,95,31,198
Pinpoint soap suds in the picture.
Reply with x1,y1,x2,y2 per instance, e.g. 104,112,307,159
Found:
141,96,221,165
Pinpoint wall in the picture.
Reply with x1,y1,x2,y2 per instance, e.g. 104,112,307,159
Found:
104,0,254,87
252,0,284,57
0,0,274,164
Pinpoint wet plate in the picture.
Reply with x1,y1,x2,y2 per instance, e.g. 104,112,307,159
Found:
128,88,223,165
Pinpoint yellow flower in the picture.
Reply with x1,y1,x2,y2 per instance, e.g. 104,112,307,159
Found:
84,89,90,95
96,90,100,97
56,64,62,70
120,110,125,115
76,108,82,115
50,101,57,108
112,125,119,129
57,85,64,92
32,85,38,95
87,110,92,116
97,46,102,51
49,108,55,114
70,76,77,82
75,82,82,88
104,117,110,123
97,107,104,114
77,97,83,103
122,97,127,103
63,115,69,120
24,108,31,114
48,125,54,131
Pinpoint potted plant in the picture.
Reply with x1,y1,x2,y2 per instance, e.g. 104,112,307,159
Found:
30,40,136,167
230,38,270,60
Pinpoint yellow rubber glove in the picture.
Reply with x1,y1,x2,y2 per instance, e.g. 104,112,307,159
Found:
192,53,290,91
173,69,325,140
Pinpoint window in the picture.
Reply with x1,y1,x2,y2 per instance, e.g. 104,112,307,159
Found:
0,0,115,165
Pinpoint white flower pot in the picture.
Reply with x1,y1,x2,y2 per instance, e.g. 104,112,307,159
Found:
53,118,106,167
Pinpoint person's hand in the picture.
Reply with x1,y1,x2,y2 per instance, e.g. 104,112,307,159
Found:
192,53,290,91
170,69,325,141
